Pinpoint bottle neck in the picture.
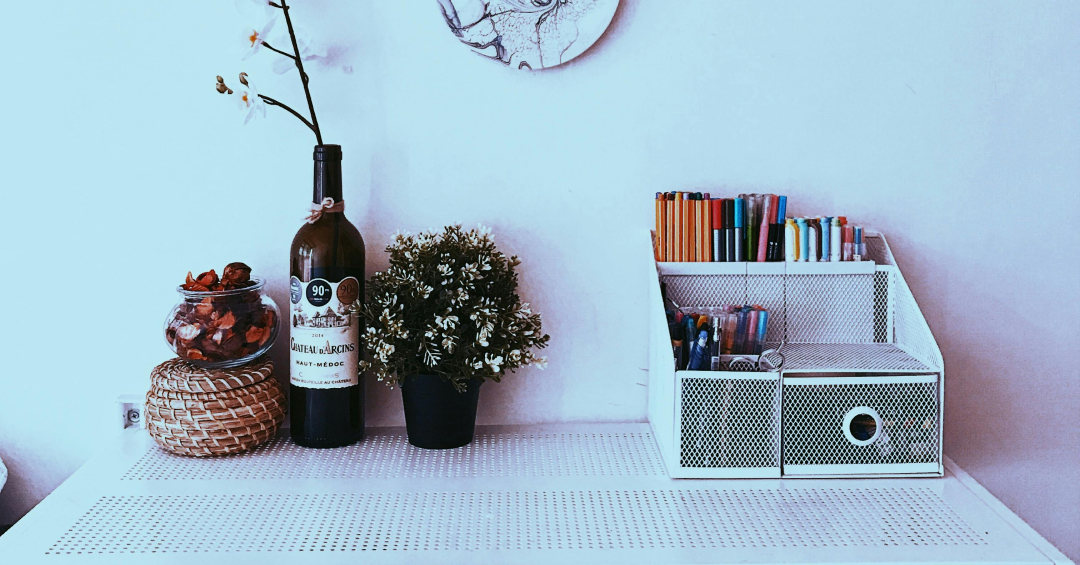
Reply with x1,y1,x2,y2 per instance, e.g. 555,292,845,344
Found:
313,158,343,205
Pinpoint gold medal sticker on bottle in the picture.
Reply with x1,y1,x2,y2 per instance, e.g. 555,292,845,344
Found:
289,277,360,389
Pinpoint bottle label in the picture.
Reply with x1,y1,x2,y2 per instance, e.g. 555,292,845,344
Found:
289,276,361,389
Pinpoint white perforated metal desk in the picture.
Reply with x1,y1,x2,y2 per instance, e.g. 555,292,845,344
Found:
0,424,1071,564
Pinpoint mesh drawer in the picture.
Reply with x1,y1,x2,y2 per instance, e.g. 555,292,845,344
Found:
677,373,780,475
783,376,941,475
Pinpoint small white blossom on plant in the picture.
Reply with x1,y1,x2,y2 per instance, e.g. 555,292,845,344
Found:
241,17,278,61
272,29,329,74
235,79,266,124
484,354,504,373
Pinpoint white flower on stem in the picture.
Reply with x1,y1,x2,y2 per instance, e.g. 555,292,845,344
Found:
484,354,504,374
235,79,266,124
242,17,278,61
272,29,329,74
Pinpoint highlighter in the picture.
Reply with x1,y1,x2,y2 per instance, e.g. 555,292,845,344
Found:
830,217,842,262
821,217,833,262
711,198,723,262
721,312,737,354
854,226,865,261
755,310,769,355
784,219,797,262
757,195,772,263
733,310,747,355
795,218,809,262
733,198,745,262
746,309,760,355
807,220,819,262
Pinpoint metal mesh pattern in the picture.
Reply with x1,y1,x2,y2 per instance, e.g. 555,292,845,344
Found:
679,376,779,469
662,274,745,307
46,487,982,554
783,379,940,467
865,234,893,265
779,343,932,372
890,268,944,371
786,274,875,343
122,431,665,481
747,274,786,343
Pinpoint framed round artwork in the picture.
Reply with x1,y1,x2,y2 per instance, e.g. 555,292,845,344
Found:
437,0,620,70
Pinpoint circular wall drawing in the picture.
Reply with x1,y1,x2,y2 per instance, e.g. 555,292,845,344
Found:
437,0,620,70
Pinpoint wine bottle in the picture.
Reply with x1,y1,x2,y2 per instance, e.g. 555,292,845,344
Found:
289,144,366,447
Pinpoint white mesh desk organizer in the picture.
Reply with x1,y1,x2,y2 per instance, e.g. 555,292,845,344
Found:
648,230,945,478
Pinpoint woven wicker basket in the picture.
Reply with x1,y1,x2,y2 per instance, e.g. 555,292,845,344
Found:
146,357,285,457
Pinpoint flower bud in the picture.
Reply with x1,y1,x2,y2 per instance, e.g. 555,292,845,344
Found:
216,75,224,83
239,72,249,86
216,83,228,94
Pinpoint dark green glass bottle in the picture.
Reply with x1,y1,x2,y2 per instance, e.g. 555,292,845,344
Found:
289,144,366,447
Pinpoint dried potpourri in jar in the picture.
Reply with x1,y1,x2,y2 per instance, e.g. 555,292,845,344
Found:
164,262,279,368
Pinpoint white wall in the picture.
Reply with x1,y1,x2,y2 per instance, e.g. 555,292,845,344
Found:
1,0,1077,558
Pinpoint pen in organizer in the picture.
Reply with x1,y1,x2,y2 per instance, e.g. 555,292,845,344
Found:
723,199,735,261
745,309,759,354
757,194,772,262
795,218,808,262
842,225,854,261
732,309,747,354
821,216,833,262
733,198,745,261
774,196,787,261
721,310,737,354
853,226,865,261
765,194,781,261
807,219,819,262
755,310,769,355
710,315,722,370
784,219,796,262
683,314,696,368
711,198,723,262
830,217,841,261
668,311,684,369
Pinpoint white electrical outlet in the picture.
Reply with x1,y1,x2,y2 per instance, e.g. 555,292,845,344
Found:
117,394,143,430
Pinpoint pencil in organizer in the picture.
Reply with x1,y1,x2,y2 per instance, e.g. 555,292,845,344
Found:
695,193,704,262
682,193,692,262
756,194,773,262
654,193,663,261
660,192,669,261
672,193,683,262
688,193,698,262
699,193,708,264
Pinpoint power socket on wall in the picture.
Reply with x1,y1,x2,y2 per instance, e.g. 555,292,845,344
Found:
117,394,143,430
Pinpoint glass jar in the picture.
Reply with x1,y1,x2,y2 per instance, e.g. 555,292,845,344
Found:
164,279,280,369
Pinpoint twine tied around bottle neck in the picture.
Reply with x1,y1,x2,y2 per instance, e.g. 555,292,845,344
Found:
305,197,345,224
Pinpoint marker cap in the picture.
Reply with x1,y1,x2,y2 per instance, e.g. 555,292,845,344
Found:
712,199,723,229
734,198,745,228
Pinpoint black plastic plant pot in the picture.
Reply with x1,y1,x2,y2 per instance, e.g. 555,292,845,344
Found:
400,374,482,449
